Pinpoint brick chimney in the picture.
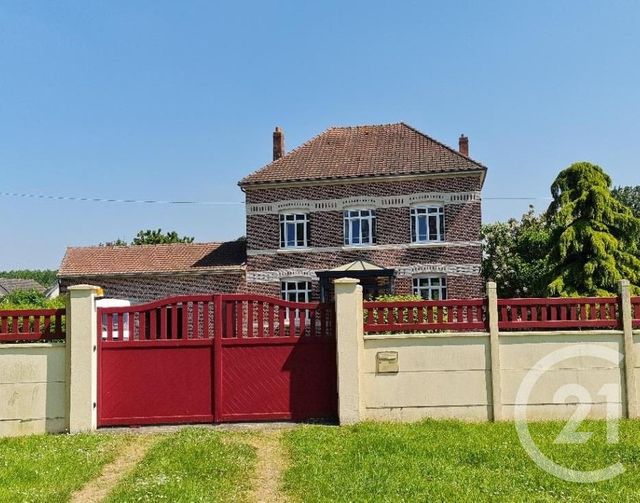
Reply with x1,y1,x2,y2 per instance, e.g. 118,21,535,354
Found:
458,134,469,157
273,127,285,161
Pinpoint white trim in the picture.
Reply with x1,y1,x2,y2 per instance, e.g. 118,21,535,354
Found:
247,262,480,284
247,190,481,215
246,240,481,257
396,263,480,277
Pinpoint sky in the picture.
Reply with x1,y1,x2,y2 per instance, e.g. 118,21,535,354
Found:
1,0,639,269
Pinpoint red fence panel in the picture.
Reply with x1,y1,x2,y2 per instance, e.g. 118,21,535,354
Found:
216,295,336,422
632,297,640,329
363,299,487,334
0,308,66,342
99,295,217,342
497,297,619,330
97,295,218,426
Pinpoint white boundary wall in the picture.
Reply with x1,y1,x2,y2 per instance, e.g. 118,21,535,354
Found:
0,343,67,436
335,279,640,424
359,331,636,422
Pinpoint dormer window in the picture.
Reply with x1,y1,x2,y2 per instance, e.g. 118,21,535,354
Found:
344,209,376,246
279,213,309,248
411,204,445,243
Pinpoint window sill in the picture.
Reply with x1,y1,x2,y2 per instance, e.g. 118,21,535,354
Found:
408,241,446,247
277,247,311,253
341,244,377,251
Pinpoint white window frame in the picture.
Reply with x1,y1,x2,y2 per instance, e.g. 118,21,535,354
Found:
279,213,309,248
412,275,447,300
280,279,312,303
280,279,313,324
343,209,377,246
411,204,445,243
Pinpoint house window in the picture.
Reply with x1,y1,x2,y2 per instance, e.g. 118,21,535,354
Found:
344,209,376,246
281,280,312,303
411,205,445,243
279,213,309,248
413,276,447,300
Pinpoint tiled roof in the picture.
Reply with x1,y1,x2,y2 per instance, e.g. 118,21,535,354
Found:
0,278,46,296
58,241,247,277
239,122,486,186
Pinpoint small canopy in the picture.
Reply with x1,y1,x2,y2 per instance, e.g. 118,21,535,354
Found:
316,261,395,302
329,260,388,272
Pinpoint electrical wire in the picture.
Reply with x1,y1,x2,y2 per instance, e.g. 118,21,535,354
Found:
0,191,243,205
0,191,553,205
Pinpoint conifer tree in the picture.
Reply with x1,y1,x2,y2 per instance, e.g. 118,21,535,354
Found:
545,162,640,296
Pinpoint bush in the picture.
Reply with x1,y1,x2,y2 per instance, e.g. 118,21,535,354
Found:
0,289,65,310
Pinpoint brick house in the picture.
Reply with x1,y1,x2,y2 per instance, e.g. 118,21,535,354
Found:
240,123,486,302
59,122,486,303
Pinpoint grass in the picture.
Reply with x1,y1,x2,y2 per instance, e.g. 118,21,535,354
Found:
105,428,256,502
282,419,640,502
0,432,129,503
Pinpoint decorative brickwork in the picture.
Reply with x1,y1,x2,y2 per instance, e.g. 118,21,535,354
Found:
246,176,482,204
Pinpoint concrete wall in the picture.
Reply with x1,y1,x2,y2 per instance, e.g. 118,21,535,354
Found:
0,343,67,436
359,331,638,423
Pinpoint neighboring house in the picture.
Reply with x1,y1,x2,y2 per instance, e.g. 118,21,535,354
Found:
59,122,487,303
240,123,486,301
0,278,46,298
58,241,246,303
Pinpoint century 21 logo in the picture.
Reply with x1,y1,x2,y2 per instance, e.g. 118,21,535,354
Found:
514,344,624,483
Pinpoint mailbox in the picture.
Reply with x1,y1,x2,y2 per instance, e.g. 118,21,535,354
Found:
376,351,399,373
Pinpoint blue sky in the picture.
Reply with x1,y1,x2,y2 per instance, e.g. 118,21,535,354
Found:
1,1,639,269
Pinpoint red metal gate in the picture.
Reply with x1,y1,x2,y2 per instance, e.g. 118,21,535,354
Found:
97,294,336,426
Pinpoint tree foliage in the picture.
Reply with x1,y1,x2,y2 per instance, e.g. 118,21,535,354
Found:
0,270,58,287
0,289,65,309
545,162,640,296
481,207,551,297
613,185,640,218
102,229,195,246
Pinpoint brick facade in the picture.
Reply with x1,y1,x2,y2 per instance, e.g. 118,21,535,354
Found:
244,174,484,299
60,271,246,304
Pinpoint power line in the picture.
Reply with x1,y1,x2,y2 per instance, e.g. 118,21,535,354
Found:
0,192,244,205
0,191,553,205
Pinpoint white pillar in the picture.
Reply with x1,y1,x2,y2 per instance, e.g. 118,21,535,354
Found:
619,280,638,419
334,278,364,425
67,284,102,433
487,281,502,421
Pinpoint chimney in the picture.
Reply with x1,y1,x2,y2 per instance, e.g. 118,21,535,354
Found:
458,134,469,157
273,127,285,161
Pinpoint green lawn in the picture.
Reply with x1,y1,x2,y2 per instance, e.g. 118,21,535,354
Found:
282,419,640,502
105,428,256,502
0,432,129,503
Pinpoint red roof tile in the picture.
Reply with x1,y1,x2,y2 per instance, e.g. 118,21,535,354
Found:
58,241,246,277
239,123,486,186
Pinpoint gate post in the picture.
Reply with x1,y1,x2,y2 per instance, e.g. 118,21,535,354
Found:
619,280,638,419
66,284,102,433
334,278,364,425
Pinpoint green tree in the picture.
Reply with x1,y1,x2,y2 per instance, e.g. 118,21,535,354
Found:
132,229,195,245
101,229,195,246
545,162,640,296
481,207,551,297
613,185,640,218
